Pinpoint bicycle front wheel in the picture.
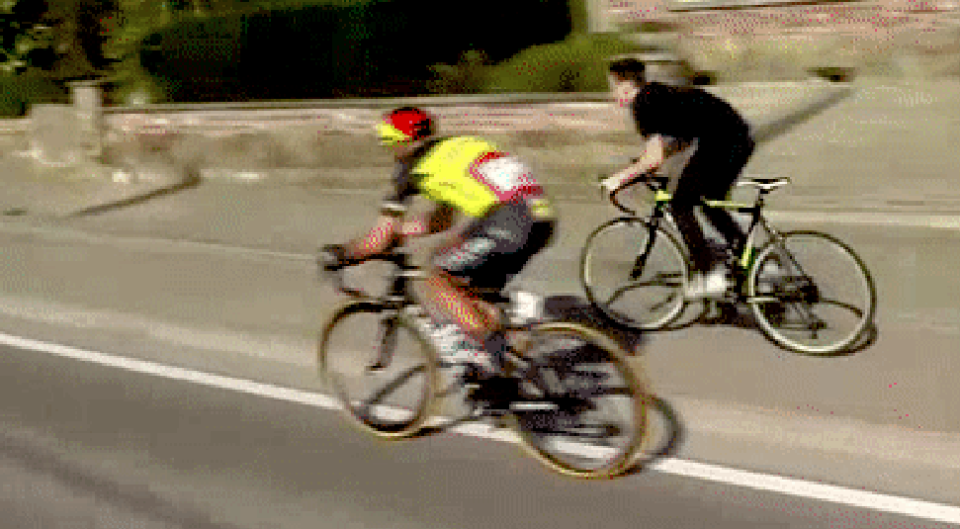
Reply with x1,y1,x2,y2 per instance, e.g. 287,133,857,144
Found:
512,322,652,479
581,217,688,330
747,231,877,355
318,301,439,438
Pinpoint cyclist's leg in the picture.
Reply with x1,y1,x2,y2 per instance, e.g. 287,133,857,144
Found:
420,202,555,374
671,171,715,275
698,135,755,251
677,134,754,269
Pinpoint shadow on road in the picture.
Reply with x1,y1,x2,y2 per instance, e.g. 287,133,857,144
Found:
659,300,879,358
66,167,203,219
541,294,649,356
621,394,686,476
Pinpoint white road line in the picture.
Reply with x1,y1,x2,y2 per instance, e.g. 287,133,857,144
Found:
2,330,959,525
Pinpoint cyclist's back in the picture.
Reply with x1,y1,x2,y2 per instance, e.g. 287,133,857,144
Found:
628,81,751,145
388,135,551,221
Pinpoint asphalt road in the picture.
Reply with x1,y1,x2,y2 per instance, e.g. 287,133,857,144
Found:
1,191,957,433
2,341,957,529
0,187,958,519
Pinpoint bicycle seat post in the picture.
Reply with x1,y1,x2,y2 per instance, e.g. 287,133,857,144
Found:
384,251,418,306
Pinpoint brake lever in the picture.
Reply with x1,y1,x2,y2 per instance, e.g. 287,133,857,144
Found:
317,255,366,299
329,267,366,298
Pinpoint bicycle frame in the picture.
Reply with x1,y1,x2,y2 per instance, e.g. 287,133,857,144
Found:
324,251,531,369
610,175,786,284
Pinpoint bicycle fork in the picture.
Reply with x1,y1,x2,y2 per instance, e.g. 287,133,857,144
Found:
368,313,399,371
629,218,663,281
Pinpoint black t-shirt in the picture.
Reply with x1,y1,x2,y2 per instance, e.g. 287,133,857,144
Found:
630,82,751,143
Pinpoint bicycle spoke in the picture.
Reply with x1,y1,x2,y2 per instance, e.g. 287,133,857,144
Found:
581,218,688,330
749,231,876,354
512,323,649,478
817,297,868,319
356,365,427,414
319,301,437,437
606,280,679,310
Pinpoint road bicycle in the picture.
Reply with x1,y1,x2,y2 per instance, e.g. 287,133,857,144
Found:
580,174,877,355
317,249,654,478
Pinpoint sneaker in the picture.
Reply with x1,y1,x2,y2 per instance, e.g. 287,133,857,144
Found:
756,260,789,294
760,260,788,279
684,267,732,300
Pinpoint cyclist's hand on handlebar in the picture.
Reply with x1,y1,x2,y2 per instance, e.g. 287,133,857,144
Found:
319,243,349,272
600,169,639,196
599,174,624,196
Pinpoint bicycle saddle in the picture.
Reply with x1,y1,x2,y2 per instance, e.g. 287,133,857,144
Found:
742,177,791,192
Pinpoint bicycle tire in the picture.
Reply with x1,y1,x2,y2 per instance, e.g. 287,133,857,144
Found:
747,231,877,355
511,322,652,479
318,300,440,438
581,217,689,331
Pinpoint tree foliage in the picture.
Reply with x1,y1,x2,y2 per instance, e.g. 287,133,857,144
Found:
2,0,318,77
2,0,121,76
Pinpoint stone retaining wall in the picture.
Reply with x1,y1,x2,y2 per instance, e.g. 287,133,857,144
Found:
95,83,841,184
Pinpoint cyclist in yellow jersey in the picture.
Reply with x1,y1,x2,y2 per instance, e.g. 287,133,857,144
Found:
321,107,556,403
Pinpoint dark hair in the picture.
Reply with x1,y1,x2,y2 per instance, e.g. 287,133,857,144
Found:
608,58,646,83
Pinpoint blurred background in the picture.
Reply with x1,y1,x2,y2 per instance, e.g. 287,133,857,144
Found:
2,0,957,113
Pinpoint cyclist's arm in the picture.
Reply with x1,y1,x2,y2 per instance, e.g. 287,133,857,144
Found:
401,202,455,238
341,212,402,261
602,134,666,191
340,164,417,261
341,201,454,260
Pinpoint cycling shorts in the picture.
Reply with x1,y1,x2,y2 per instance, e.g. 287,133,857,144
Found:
431,200,555,290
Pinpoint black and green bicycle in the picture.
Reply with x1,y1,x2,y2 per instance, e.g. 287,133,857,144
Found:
580,174,877,355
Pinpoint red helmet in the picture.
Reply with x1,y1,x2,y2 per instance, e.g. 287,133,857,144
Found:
376,106,436,147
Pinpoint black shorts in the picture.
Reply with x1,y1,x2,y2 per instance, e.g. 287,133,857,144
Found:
432,201,555,290
673,133,755,204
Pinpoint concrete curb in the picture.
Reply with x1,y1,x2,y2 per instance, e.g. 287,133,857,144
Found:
4,81,854,218
178,82,856,190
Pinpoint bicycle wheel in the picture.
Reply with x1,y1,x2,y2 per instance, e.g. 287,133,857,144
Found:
511,322,651,479
318,301,439,438
747,231,877,355
581,217,689,330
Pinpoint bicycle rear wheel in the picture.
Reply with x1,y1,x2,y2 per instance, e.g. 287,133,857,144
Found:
512,322,651,479
580,217,689,330
318,301,439,438
747,231,877,355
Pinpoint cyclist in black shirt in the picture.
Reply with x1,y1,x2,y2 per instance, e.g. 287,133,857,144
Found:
601,58,756,300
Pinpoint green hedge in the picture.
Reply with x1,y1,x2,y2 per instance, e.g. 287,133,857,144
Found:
0,74,69,118
483,34,656,93
138,0,574,102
